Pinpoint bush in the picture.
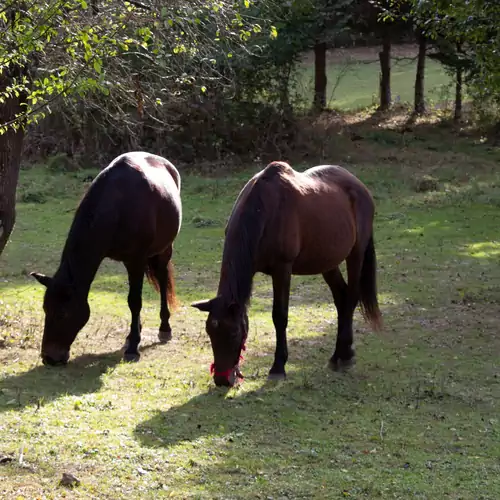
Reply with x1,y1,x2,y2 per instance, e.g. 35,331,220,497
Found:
20,190,47,204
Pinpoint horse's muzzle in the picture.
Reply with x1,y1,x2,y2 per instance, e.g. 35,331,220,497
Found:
214,370,237,387
41,347,70,366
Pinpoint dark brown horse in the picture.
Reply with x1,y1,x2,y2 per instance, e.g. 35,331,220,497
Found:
31,152,182,365
193,161,382,387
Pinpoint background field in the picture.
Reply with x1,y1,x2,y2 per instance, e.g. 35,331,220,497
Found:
1,52,500,499
297,45,453,110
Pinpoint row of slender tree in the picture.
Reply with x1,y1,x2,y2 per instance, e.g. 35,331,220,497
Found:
311,0,467,120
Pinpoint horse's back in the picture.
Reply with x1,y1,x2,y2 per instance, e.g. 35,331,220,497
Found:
240,162,374,274
92,152,182,259
304,165,375,237
242,162,371,202
107,152,180,195
304,165,373,202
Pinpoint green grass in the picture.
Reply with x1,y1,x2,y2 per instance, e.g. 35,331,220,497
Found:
1,131,500,498
296,51,453,110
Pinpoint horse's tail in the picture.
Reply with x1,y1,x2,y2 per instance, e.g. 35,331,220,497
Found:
165,260,178,311
145,259,179,311
359,235,382,331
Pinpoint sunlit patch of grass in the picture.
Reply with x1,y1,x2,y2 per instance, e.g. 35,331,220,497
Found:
1,147,500,498
463,241,500,259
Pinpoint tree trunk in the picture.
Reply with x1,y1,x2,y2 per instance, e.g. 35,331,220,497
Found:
378,29,391,111
0,72,27,256
414,31,427,115
313,41,327,112
454,42,463,123
279,64,293,120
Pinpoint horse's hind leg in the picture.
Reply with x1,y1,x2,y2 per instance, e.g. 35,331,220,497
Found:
123,261,145,362
323,264,358,371
148,251,172,343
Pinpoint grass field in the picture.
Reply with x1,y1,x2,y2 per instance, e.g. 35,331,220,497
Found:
1,121,500,498
297,45,453,110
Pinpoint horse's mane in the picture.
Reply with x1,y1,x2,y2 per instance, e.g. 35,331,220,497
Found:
218,178,270,307
57,169,115,285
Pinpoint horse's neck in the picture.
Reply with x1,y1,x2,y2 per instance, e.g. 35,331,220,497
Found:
216,233,257,308
217,265,254,308
217,180,269,306
57,245,104,295
57,217,107,294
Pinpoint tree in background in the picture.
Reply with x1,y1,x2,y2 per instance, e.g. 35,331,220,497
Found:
427,37,472,122
0,1,151,255
0,0,273,257
352,0,412,111
414,27,426,114
410,0,500,119
254,0,354,113
0,0,160,253
352,0,393,110
416,0,500,95
311,0,353,112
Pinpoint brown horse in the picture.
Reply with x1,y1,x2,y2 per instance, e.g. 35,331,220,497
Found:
193,161,382,387
31,152,182,365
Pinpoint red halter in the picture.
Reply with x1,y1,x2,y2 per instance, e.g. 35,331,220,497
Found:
210,342,247,380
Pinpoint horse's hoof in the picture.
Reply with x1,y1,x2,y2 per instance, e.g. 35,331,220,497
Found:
123,352,140,363
328,357,356,372
267,372,286,382
158,330,172,343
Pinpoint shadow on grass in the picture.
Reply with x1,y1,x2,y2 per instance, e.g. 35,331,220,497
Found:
134,355,498,498
0,343,162,413
132,320,403,452
133,302,498,452
133,367,372,497
134,369,361,451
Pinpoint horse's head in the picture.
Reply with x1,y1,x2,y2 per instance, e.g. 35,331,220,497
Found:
192,296,248,387
31,272,90,366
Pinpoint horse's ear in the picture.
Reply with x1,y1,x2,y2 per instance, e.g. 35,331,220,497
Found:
30,272,53,288
191,298,215,313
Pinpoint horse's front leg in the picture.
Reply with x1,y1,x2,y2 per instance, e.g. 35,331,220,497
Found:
123,261,145,362
269,266,292,380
